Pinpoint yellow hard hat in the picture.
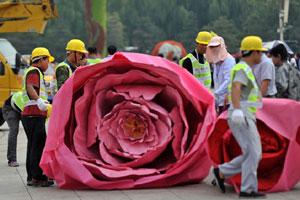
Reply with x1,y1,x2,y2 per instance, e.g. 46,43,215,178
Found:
210,31,218,37
31,47,55,63
240,36,267,51
65,39,88,53
195,31,212,45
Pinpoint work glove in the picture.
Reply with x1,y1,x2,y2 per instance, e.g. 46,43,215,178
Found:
231,109,246,126
36,98,49,111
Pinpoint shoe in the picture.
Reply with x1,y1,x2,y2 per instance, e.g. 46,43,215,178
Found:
32,179,53,187
27,179,34,186
8,160,19,167
239,191,267,198
213,168,225,193
48,178,54,186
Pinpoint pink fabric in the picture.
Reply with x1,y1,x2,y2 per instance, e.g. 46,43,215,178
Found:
207,98,300,193
40,52,216,189
206,36,232,64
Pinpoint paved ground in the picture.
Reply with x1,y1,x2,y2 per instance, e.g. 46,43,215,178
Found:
0,122,299,200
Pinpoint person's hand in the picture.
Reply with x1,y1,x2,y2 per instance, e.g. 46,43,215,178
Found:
231,109,246,126
36,98,49,111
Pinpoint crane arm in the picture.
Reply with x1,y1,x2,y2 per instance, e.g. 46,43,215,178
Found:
0,0,58,34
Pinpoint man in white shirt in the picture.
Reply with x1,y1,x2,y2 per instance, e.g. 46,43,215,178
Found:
252,53,277,97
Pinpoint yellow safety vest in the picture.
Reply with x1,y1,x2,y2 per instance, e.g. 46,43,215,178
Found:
11,91,24,111
22,67,47,108
87,58,102,65
228,63,262,114
179,53,211,90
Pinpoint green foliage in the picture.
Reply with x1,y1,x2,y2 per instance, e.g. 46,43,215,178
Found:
202,16,241,53
1,0,300,61
107,12,127,48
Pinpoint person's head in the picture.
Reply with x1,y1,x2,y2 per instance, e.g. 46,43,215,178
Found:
269,44,288,67
65,39,88,65
239,36,267,66
206,36,230,64
87,47,98,57
30,47,54,72
107,45,117,56
195,31,212,54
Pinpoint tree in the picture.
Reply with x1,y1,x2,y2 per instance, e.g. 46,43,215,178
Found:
202,16,242,54
107,12,127,50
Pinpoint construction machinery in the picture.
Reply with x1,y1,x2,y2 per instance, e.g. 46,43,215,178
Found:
0,0,58,33
0,0,58,126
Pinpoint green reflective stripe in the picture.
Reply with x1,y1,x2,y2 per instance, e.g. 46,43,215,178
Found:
179,54,194,66
56,62,72,77
87,58,102,65
22,67,47,108
194,71,211,78
228,63,261,114
204,79,212,85
11,91,24,111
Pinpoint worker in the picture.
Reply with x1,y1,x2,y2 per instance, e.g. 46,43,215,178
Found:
213,36,266,198
206,36,236,115
2,91,24,167
87,46,102,65
55,39,88,91
179,31,212,90
21,47,54,187
252,53,277,97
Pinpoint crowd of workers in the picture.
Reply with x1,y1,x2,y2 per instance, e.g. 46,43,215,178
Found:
1,31,299,198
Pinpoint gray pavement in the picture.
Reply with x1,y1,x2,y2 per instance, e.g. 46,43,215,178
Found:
0,121,299,200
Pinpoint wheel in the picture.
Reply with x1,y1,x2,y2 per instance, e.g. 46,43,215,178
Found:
0,108,4,126
211,179,216,186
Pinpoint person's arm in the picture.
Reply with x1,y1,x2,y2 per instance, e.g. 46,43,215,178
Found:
56,66,70,90
275,67,289,97
260,79,270,97
231,81,242,109
26,84,39,100
182,58,193,74
215,59,234,96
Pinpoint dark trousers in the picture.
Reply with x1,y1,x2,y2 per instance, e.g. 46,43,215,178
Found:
21,115,46,181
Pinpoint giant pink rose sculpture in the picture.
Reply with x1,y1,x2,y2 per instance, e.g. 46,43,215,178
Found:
40,52,216,189
208,98,300,193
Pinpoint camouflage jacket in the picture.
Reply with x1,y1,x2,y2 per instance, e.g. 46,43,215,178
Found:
56,63,77,91
275,62,300,101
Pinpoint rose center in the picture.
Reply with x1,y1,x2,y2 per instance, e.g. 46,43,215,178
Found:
123,117,145,138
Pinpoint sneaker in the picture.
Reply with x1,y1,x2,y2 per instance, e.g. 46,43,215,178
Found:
8,160,19,167
32,179,53,187
239,191,267,198
27,179,34,186
213,168,225,193
48,178,54,186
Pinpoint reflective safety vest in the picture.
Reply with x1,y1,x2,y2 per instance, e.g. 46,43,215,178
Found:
22,67,47,108
179,53,211,90
55,61,73,91
228,62,262,114
11,91,24,111
87,58,102,65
